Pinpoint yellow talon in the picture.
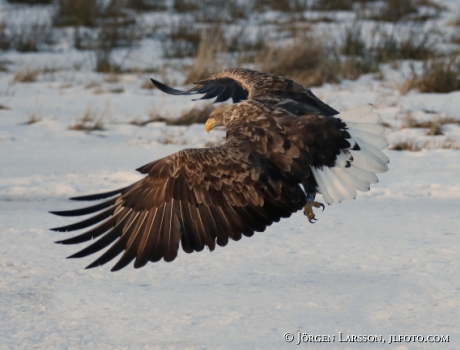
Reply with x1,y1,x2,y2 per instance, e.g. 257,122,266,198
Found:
303,201,325,223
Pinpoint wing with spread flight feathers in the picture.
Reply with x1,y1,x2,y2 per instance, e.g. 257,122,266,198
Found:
51,135,307,271
151,68,339,117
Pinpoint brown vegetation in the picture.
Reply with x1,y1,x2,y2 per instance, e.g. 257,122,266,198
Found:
404,114,459,129
253,0,307,12
390,141,420,151
256,24,384,86
173,0,199,13
256,34,339,86
402,114,460,137
26,112,41,125
133,104,214,126
53,0,105,27
54,0,143,72
179,0,250,22
169,104,214,125
140,80,154,89
373,26,436,62
311,0,356,11
390,138,460,151
402,55,460,93
6,0,52,3
161,20,201,58
13,67,40,83
68,106,108,132
127,0,167,11
0,14,55,53
185,27,226,84
368,0,418,22
3,0,451,90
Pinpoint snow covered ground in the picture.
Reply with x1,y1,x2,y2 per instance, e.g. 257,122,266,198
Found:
1,84,460,349
1,1,460,349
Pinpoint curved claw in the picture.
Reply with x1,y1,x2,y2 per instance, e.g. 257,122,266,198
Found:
304,201,323,223
320,203,325,211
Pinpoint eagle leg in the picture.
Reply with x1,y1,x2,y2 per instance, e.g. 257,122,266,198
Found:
303,194,325,223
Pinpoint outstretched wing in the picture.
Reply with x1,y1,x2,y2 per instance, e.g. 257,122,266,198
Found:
151,77,249,103
151,68,339,117
51,139,306,271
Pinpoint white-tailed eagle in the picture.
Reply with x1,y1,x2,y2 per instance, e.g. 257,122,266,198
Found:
51,68,389,271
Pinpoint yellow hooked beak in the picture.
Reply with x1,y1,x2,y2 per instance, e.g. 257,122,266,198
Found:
205,118,217,133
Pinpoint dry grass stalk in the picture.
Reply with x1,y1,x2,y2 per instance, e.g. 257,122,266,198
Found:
256,22,396,86
402,55,460,93
173,0,199,13
253,0,307,12
85,81,101,89
426,123,443,136
403,114,459,128
364,23,437,63
133,104,214,127
1,13,55,53
53,0,101,27
6,0,52,3
390,141,420,151
0,59,9,72
140,80,154,89
161,20,201,59
108,87,124,94
13,67,40,83
402,114,460,136
104,74,119,83
68,105,108,132
189,0,251,22
256,33,340,86
185,27,226,84
127,0,167,11
311,0,355,11
390,138,460,151
367,0,418,22
168,105,214,125
26,112,41,125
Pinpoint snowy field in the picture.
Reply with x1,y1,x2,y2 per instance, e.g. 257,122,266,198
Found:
1,83,460,349
1,0,460,349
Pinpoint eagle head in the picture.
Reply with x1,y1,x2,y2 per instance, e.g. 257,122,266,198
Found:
205,105,237,132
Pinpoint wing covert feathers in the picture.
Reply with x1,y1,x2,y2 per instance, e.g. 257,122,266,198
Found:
52,139,306,271
152,68,338,116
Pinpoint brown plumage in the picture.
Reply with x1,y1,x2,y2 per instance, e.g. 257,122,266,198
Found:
51,68,388,271
151,67,339,117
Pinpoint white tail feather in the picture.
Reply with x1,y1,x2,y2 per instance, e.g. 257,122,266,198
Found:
321,167,345,202
348,129,389,150
335,151,352,168
350,149,388,173
332,166,369,192
329,167,357,199
345,121,385,135
353,137,389,164
338,105,373,120
345,165,379,183
311,105,388,205
311,167,334,205
344,112,380,124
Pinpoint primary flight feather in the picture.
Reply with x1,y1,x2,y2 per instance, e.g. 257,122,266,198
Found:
51,68,388,271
